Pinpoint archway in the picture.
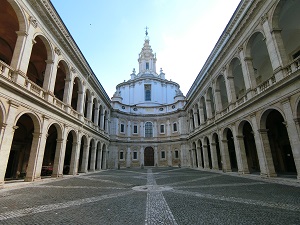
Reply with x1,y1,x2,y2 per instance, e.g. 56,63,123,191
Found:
101,144,106,169
229,58,246,99
53,60,68,102
78,135,87,173
71,77,80,111
216,75,229,110
205,137,212,169
5,114,34,180
144,147,154,166
63,131,74,175
226,128,238,171
0,1,19,65
192,142,198,167
242,121,260,173
212,133,222,170
41,124,58,177
266,110,296,174
95,142,101,170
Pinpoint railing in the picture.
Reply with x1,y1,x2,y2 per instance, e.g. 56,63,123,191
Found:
25,78,45,98
0,60,14,79
285,56,300,76
253,76,276,95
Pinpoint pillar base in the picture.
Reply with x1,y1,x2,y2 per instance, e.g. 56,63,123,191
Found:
238,170,250,175
260,172,277,178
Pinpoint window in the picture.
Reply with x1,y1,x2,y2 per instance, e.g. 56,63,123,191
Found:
160,124,165,133
133,151,138,160
173,122,178,132
145,84,151,101
146,62,149,70
133,125,138,134
120,123,125,133
161,151,166,159
175,150,179,159
145,122,153,138
119,151,124,160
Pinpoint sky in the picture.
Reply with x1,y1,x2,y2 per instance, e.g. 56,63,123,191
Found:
51,0,240,98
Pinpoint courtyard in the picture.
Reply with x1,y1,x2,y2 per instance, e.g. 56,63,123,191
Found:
0,168,299,224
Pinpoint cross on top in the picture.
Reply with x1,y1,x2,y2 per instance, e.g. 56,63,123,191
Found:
145,26,149,36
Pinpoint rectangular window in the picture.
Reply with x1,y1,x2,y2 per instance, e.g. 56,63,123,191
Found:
133,125,138,134
119,151,124,160
133,151,138,160
120,123,125,133
161,151,165,159
146,62,149,70
145,122,153,138
173,123,178,132
175,150,179,159
160,124,165,133
145,84,151,101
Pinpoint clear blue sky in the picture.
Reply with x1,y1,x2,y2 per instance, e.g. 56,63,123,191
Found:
51,0,240,98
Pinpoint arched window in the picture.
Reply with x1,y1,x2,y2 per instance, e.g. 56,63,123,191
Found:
145,122,153,137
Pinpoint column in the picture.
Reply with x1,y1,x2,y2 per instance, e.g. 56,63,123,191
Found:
94,106,99,125
193,106,199,128
31,115,50,180
69,140,80,175
140,146,144,166
81,143,89,173
52,138,67,178
0,101,19,186
223,66,235,106
219,131,232,172
271,29,288,66
77,90,85,115
238,46,254,95
205,97,213,119
196,146,202,168
281,99,300,179
43,59,57,102
249,114,273,177
89,144,97,172
199,105,205,125
63,77,73,113
126,146,131,168
86,99,93,120
210,142,219,170
213,82,222,113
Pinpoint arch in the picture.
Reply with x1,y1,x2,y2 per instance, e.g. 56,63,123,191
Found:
88,138,95,171
145,121,153,138
216,75,229,110
195,104,200,126
200,96,207,121
83,89,91,118
228,57,246,99
212,133,222,170
271,0,300,61
78,135,88,173
54,60,69,102
238,120,260,173
204,136,212,169
91,97,96,123
5,113,39,180
261,109,296,174
98,104,103,127
224,127,238,171
63,129,77,175
71,76,81,111
27,34,53,87
246,31,273,85
144,146,154,166
0,0,24,65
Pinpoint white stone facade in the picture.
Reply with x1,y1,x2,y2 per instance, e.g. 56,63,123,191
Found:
0,0,300,187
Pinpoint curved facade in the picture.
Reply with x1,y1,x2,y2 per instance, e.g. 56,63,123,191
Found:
0,0,300,186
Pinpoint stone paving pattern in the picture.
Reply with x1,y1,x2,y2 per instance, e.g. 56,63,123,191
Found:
0,168,299,224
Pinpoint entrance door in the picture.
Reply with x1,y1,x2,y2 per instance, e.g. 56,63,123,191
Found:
144,147,154,166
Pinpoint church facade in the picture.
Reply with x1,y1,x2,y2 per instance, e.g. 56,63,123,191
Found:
0,0,299,186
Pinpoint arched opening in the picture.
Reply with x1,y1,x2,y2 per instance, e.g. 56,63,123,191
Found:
226,128,238,171
207,87,215,116
195,104,200,126
192,142,198,167
101,144,106,169
71,77,80,111
5,114,34,180
87,139,95,171
273,0,300,61
27,36,49,87
205,138,212,169
201,97,207,121
53,61,67,102
199,140,204,168
213,133,222,170
83,90,90,118
144,147,154,166
0,1,19,65
78,136,87,173
248,32,273,84
63,131,74,175
190,109,195,129
41,124,58,177
98,105,103,127
95,142,101,170
242,121,260,173
103,111,107,131
91,98,96,123
266,110,296,175
216,75,229,110
229,58,246,99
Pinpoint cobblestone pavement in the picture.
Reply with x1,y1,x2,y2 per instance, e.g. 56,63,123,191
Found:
0,168,300,224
